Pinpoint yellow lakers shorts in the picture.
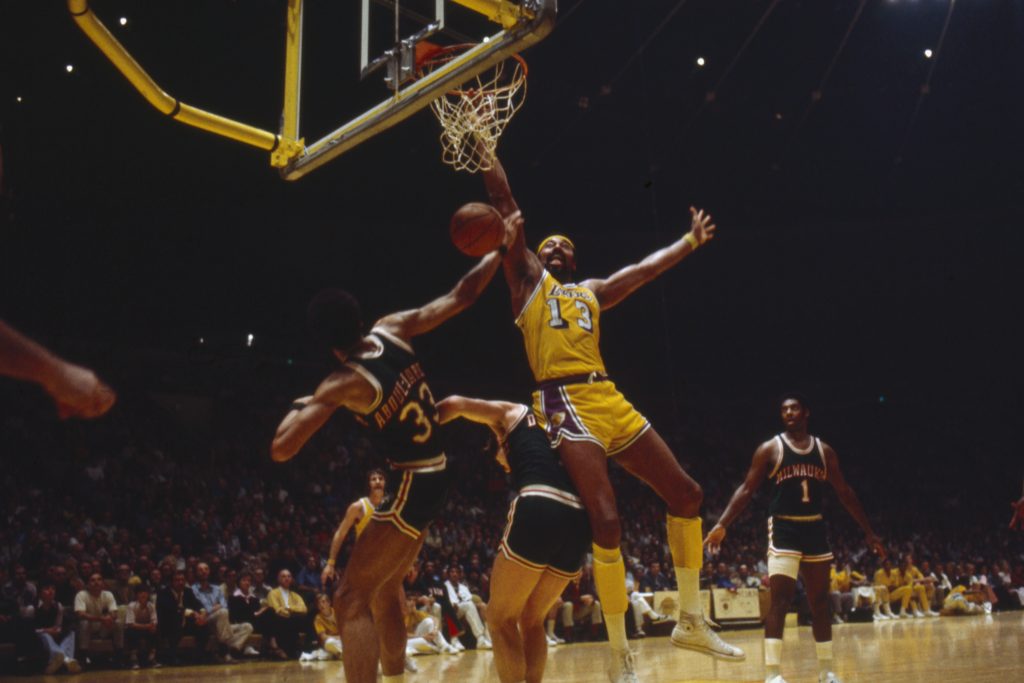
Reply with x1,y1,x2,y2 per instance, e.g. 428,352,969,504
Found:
532,378,650,456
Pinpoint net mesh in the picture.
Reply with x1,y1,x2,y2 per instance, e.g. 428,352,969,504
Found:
418,45,527,173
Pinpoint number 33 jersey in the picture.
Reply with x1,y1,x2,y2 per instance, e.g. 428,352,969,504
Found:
346,329,443,466
516,270,607,382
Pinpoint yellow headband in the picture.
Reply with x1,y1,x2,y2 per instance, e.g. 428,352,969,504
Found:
536,234,575,255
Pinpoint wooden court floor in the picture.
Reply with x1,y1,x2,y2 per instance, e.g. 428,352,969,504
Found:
9,612,1022,683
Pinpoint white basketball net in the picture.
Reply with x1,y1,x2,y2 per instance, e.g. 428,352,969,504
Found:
421,49,527,173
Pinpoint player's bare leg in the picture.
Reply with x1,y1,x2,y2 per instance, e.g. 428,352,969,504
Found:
615,428,744,661
488,554,543,683
801,561,841,683
336,521,422,683
519,571,572,683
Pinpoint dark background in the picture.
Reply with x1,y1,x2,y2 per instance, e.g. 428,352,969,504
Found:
1,1,1022,511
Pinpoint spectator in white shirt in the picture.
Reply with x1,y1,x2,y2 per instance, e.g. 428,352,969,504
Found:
74,573,123,665
444,566,491,649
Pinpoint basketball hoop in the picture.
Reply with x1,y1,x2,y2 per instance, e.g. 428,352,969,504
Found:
417,44,527,173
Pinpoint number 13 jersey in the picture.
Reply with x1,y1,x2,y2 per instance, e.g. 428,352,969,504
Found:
346,329,443,466
516,270,607,382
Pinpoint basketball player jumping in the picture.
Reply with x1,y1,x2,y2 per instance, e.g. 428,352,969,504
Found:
482,156,743,683
321,468,388,588
270,247,504,683
437,394,591,683
704,394,885,683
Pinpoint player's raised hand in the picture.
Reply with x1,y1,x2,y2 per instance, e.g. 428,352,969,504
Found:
703,524,727,555
866,533,886,559
1009,497,1024,530
688,206,716,246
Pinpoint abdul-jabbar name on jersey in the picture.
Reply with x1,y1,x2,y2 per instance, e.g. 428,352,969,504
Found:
504,407,579,495
346,328,442,465
515,270,607,382
767,433,827,517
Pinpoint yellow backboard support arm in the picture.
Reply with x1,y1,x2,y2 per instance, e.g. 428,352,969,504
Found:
67,0,287,156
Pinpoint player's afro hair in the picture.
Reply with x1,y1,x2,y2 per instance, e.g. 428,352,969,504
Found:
778,391,811,412
307,288,363,353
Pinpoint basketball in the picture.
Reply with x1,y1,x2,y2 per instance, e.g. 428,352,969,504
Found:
449,202,506,257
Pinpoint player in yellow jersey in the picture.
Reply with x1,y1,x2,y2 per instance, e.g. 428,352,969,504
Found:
321,469,389,588
482,156,742,683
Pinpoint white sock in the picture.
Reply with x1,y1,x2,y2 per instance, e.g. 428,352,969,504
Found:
764,638,783,678
546,619,556,637
674,567,702,615
815,640,833,674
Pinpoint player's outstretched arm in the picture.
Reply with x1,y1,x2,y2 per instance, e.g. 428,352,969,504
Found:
704,440,774,554
375,251,503,342
0,318,116,419
271,369,368,461
483,157,543,313
823,443,885,558
584,206,715,311
322,500,364,585
436,395,519,431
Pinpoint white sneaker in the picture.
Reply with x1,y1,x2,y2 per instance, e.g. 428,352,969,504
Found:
765,676,789,683
45,652,65,674
315,648,330,661
650,612,673,625
243,645,260,657
442,642,460,655
872,612,884,622
819,672,843,683
983,602,993,614
298,652,315,662
451,636,466,652
925,609,940,617
913,609,925,618
607,648,639,683
671,611,746,661
546,634,559,646
405,655,419,673
898,610,910,619
476,635,493,650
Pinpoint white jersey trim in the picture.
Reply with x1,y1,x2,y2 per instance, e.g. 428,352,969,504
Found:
768,436,785,479
780,432,817,455
346,362,384,414
372,328,415,354
514,270,549,326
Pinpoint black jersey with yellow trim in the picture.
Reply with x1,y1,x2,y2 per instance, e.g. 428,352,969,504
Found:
767,433,827,517
346,329,443,465
504,406,578,495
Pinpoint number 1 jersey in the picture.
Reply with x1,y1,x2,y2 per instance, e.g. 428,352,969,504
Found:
515,270,607,382
346,329,443,465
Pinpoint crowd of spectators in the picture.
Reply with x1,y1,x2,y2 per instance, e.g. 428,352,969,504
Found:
2,361,1022,675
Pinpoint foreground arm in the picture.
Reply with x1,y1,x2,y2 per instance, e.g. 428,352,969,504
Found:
375,251,502,341
271,367,372,461
322,500,365,585
436,395,518,432
584,206,715,311
0,319,116,418
704,440,775,554
823,443,885,558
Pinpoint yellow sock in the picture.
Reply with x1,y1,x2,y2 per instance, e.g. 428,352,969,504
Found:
667,515,703,615
592,543,629,651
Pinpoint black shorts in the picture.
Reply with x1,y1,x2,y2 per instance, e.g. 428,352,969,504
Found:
499,485,591,579
767,516,833,563
373,467,449,539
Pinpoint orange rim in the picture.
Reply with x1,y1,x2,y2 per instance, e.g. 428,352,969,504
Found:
415,43,527,97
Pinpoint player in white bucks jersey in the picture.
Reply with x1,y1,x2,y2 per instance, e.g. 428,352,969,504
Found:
271,248,503,683
704,394,885,683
